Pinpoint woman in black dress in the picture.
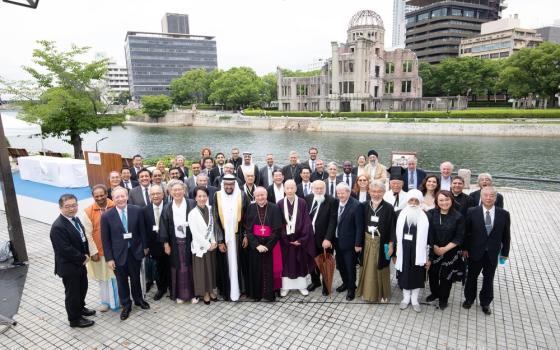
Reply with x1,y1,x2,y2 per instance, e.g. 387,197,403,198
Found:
426,190,465,310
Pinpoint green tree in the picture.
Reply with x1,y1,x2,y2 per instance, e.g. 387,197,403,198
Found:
10,41,123,159
114,91,131,105
260,73,278,105
208,67,263,109
418,61,442,97
499,42,560,103
141,95,172,122
169,68,210,105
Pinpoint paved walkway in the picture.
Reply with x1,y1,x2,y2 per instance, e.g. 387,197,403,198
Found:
1,188,559,349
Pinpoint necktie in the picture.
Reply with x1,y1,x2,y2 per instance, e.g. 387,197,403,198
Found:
71,217,86,249
311,160,315,172
144,186,150,205
124,181,130,189
154,205,160,227
304,184,308,196
310,200,318,217
346,175,350,186
338,205,345,219
219,167,223,176
485,210,492,235
330,182,334,196
394,192,399,207
121,209,128,231
409,172,415,187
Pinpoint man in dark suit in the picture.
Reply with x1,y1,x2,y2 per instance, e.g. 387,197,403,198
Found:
188,174,218,206
463,186,511,315
469,173,504,208
128,168,152,207
143,185,169,301
311,159,328,182
282,151,303,184
228,148,242,173
129,154,143,182
209,152,226,185
328,183,364,301
267,169,285,204
120,167,139,190
403,157,426,191
213,163,243,189
305,180,337,295
296,168,313,198
101,187,150,320
324,161,341,197
50,194,95,328
259,153,281,188
336,161,356,190
301,147,319,173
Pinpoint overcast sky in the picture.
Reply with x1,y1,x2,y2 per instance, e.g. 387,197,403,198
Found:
0,0,557,81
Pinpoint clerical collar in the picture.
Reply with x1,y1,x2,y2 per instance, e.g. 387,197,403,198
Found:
258,202,267,208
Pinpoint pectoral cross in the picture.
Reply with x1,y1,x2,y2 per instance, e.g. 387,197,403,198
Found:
260,226,266,234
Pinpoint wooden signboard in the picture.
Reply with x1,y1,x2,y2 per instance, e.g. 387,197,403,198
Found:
84,151,123,187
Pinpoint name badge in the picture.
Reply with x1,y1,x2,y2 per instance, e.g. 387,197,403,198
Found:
81,234,86,243
123,232,132,240
152,225,159,232
408,184,415,189
370,216,379,223
404,234,413,241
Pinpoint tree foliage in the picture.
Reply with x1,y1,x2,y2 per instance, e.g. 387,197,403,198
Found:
141,95,172,121
12,41,123,158
169,68,212,105
208,67,264,109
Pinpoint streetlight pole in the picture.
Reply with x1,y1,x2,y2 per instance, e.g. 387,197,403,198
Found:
0,112,28,263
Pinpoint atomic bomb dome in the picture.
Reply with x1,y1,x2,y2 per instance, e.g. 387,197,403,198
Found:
348,10,384,30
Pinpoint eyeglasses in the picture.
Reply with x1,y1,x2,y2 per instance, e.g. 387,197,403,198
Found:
63,203,78,209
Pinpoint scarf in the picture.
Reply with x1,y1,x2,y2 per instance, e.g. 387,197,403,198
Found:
395,206,429,271
188,205,215,258
283,197,298,235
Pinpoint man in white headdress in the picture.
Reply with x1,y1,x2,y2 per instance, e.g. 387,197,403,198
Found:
212,174,250,301
395,189,430,313
237,151,260,186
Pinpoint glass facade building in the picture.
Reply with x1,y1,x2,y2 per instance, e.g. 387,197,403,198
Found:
124,31,217,100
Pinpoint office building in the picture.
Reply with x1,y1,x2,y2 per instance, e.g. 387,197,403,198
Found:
392,0,419,48
405,0,507,63
459,15,543,59
162,13,189,34
536,22,560,44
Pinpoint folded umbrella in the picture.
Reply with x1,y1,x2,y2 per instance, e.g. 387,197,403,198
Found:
314,249,336,295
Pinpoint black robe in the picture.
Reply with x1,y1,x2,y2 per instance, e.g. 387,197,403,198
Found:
212,192,250,301
362,200,396,269
244,202,282,301
158,199,196,269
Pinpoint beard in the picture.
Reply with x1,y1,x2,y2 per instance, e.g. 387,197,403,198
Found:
314,194,325,204
404,205,422,226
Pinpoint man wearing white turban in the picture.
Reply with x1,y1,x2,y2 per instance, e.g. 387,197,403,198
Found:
395,189,430,312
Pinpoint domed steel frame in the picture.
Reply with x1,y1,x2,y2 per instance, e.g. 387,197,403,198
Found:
348,10,384,29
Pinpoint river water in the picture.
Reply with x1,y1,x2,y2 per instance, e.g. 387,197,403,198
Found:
2,111,559,191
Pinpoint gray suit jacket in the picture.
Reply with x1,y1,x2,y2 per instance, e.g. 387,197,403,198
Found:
128,185,150,207
185,175,198,191
259,164,281,188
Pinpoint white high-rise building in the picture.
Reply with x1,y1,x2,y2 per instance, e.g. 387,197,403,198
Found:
392,0,418,48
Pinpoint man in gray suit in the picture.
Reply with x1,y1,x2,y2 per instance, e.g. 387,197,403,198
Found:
128,168,152,207
185,162,202,192
259,153,281,188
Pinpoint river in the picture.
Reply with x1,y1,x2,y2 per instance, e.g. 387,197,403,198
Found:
2,110,559,191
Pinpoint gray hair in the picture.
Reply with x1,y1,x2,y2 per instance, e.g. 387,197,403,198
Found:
369,180,386,192
168,179,187,191
327,161,338,169
440,161,454,171
478,173,493,183
335,182,351,193
481,186,497,196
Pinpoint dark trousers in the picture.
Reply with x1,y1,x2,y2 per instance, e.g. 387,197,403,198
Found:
428,264,452,303
464,252,497,306
335,247,356,292
115,249,143,309
61,268,88,322
154,254,170,293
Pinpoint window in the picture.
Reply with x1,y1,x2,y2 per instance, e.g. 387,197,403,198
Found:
431,8,447,17
464,9,475,17
385,62,395,74
384,81,394,94
349,62,354,73
374,86,379,97
451,8,461,16
296,84,308,96
406,16,416,24
401,81,412,93
418,12,429,21
375,48,380,56
375,65,380,77
403,60,413,73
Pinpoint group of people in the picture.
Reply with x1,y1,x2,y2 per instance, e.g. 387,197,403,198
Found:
50,147,510,328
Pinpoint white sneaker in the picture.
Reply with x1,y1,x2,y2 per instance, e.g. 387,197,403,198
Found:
299,289,309,296
97,304,109,312
191,297,199,304
399,302,409,310
412,304,421,313
280,289,288,297
176,299,184,304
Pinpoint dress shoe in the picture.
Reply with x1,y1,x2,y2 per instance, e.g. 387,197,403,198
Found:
336,284,347,293
120,307,131,321
81,307,96,317
153,290,166,301
70,317,95,328
203,298,211,305
438,301,448,310
482,305,492,315
146,281,154,293
307,282,321,292
462,301,473,309
426,294,438,302
135,300,150,310
346,290,355,301
412,304,422,313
